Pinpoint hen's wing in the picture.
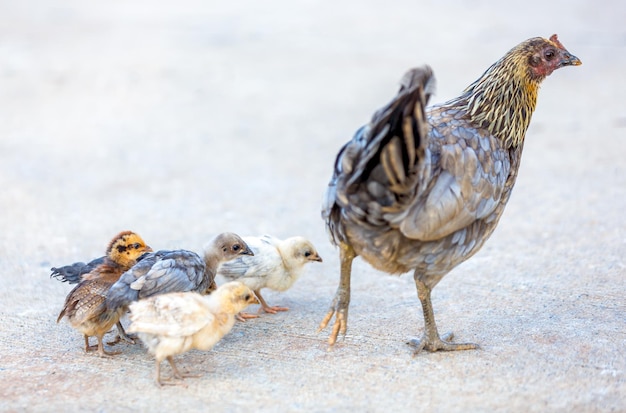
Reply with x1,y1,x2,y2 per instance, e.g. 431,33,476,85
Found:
106,250,205,310
324,66,510,244
217,236,283,285
128,292,214,337
50,256,106,284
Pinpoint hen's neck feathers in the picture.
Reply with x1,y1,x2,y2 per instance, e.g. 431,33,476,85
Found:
448,41,543,148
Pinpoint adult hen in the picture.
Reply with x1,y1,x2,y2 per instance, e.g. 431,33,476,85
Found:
106,232,253,313
56,231,152,356
128,281,259,386
218,235,322,318
319,35,581,352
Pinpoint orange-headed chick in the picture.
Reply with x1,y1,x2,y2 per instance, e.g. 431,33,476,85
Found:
57,231,152,357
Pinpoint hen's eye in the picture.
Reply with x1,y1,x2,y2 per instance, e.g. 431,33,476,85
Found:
544,49,555,60
233,245,240,252
529,55,541,67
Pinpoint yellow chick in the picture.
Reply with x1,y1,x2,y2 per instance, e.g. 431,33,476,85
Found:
128,281,259,386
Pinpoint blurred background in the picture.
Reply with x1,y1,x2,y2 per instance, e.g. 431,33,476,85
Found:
0,0,624,411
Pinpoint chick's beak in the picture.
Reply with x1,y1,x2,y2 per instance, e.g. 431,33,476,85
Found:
240,246,254,256
312,254,323,263
145,245,153,252
560,51,582,67
250,292,260,305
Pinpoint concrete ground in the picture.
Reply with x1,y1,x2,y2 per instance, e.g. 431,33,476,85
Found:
0,0,624,411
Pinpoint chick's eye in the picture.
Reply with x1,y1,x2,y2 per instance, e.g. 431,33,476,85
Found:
544,49,555,61
233,244,240,252
304,251,311,257
244,294,251,301
133,243,141,249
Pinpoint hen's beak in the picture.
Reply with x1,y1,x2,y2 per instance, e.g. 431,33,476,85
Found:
560,51,582,67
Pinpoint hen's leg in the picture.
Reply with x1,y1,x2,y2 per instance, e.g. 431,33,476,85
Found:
256,290,289,314
317,243,355,348
409,276,478,353
107,321,136,345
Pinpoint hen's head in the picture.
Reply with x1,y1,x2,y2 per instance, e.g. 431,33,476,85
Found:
463,34,581,148
519,34,581,81
106,231,152,268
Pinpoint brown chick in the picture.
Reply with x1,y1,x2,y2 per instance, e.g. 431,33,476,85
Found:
106,232,253,314
319,35,581,352
128,281,259,386
56,231,152,356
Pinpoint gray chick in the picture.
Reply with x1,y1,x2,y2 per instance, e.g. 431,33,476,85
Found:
106,232,253,313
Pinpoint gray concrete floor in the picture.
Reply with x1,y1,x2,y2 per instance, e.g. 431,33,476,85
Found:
0,1,624,411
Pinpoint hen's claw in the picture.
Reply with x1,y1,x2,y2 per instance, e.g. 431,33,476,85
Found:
317,304,348,347
408,331,478,354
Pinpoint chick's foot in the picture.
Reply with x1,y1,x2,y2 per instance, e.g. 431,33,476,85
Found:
107,322,137,345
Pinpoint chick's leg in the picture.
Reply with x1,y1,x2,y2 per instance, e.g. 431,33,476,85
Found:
317,243,355,348
409,276,478,353
96,334,121,357
83,335,98,352
154,357,194,387
107,321,137,345
255,290,289,314
168,356,201,380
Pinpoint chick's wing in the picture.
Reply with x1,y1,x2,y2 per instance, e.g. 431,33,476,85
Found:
128,293,214,337
218,237,283,281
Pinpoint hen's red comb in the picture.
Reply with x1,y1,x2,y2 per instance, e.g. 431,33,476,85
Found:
549,34,565,49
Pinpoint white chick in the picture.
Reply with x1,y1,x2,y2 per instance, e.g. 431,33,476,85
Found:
128,281,259,387
217,235,322,319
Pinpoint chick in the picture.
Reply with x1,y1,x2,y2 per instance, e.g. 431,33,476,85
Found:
128,281,259,386
217,235,322,319
106,233,253,314
51,257,105,284
56,231,152,356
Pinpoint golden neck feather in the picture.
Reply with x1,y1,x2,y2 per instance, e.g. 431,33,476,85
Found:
455,45,542,148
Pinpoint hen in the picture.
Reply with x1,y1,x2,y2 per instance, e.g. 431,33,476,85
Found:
105,232,253,313
319,35,581,352
56,231,152,356
128,281,259,386
217,235,322,319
